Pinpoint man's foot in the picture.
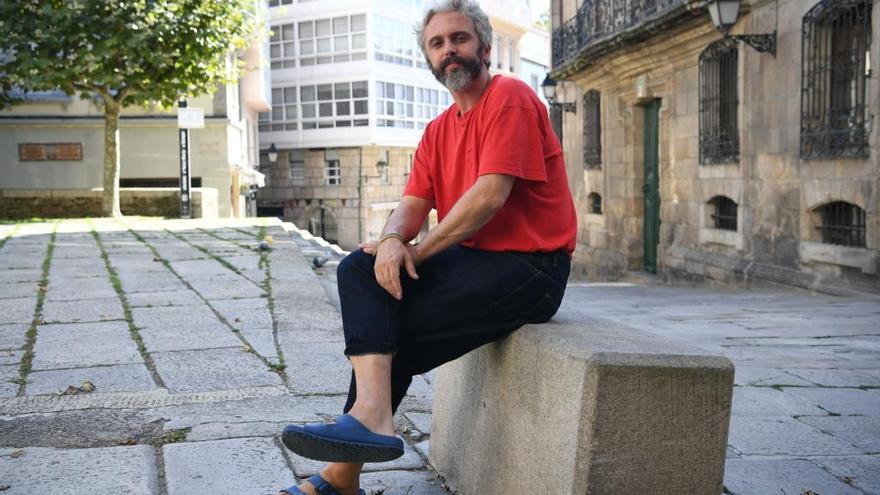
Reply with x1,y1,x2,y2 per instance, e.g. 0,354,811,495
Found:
278,472,362,495
281,414,404,463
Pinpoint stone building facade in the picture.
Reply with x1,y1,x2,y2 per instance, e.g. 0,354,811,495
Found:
550,0,878,293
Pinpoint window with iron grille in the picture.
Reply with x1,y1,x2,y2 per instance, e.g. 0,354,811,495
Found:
699,39,739,165
709,196,738,231
588,193,602,214
325,150,341,186
801,0,872,159
816,201,866,247
583,90,601,169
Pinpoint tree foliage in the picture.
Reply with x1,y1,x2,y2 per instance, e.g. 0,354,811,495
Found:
1,0,260,107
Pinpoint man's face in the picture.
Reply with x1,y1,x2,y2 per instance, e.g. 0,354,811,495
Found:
423,12,489,92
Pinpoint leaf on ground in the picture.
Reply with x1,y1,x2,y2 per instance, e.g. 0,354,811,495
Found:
9,450,25,459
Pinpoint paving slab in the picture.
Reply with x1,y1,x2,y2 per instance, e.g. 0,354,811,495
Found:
0,282,39,300
782,387,880,416
139,324,242,353
237,326,278,361
733,366,816,387
46,277,117,301
282,341,350,394
723,458,864,495
167,259,234,279
787,367,880,387
0,297,35,325
290,442,425,477
359,470,449,495
153,395,342,430
812,455,880,495
41,297,124,324
0,324,27,351
151,348,282,393
731,387,828,416
131,304,223,331
0,365,19,398
163,437,291,495
0,269,42,284
26,364,156,396
216,305,273,330
185,421,281,442
0,350,24,366
0,445,159,495
798,416,880,453
31,321,143,370
120,272,188,293
405,412,433,435
126,289,203,308
189,277,267,300
727,417,865,456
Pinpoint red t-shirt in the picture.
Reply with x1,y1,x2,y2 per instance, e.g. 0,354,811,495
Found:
403,75,577,255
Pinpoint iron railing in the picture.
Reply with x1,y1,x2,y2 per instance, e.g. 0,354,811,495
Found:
801,0,872,159
699,39,739,165
817,201,866,247
583,90,602,168
710,196,738,231
552,0,687,68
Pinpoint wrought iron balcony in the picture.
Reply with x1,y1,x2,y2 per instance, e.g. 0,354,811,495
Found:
552,0,693,71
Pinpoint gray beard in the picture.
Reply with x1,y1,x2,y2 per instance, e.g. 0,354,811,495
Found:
443,67,474,92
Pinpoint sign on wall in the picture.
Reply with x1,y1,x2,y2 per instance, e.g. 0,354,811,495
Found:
18,143,83,161
177,108,205,129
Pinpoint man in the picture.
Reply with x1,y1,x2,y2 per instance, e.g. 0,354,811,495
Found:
279,1,576,494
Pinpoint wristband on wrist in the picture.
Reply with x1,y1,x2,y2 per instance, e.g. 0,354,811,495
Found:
378,232,404,246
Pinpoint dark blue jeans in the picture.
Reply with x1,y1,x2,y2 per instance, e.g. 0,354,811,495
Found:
336,246,570,414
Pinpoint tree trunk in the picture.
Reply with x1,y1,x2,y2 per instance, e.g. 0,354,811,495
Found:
102,99,122,217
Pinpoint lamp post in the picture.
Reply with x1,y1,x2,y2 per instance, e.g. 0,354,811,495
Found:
267,143,278,165
704,0,776,56
541,74,577,113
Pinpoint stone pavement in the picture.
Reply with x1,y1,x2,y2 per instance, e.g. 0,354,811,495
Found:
0,218,878,495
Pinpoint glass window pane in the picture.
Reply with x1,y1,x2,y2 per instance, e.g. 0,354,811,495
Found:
285,104,297,118
270,45,281,59
336,120,351,127
351,14,366,31
284,87,297,103
272,88,282,102
270,27,281,43
354,100,368,114
283,60,296,68
300,86,315,102
352,34,366,50
317,84,333,100
282,24,295,40
386,101,394,115
333,17,348,34
298,21,313,39
407,103,413,117
335,35,349,51
375,81,384,98
317,55,332,64
335,82,350,99
405,86,414,101
300,57,314,66
316,19,331,36
317,38,331,53
385,82,394,99
336,101,350,115
300,40,314,55
319,102,333,117
351,52,366,61
272,107,283,120
283,42,296,56
396,102,404,115
352,81,368,98
301,104,316,118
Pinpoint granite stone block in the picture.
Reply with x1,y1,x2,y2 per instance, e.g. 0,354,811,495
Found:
139,325,242,353
359,470,449,495
41,297,124,324
126,290,203,308
782,387,880,416
26,364,156,396
798,416,880,453
0,324,28,351
151,348,282,393
731,387,827,416
31,321,143,370
0,297,35,325
163,437,291,495
727,417,863,456
812,455,880,495
0,364,19,398
724,458,863,495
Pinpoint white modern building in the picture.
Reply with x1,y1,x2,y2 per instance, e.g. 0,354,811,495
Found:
257,0,548,248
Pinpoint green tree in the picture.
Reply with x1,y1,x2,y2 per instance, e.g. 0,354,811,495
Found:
0,0,261,217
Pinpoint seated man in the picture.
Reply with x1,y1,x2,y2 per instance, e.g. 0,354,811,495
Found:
279,1,577,493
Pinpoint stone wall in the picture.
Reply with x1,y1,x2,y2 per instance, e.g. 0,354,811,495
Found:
556,0,879,293
0,188,219,219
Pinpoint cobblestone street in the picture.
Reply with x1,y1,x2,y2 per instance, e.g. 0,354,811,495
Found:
0,218,878,494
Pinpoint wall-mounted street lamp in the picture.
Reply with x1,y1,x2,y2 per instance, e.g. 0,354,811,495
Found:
541,74,577,113
705,0,776,56
267,143,278,164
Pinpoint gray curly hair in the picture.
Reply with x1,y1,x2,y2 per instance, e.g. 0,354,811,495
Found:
415,0,493,68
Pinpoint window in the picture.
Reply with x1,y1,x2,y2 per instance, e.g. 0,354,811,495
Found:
376,81,451,129
508,39,515,72
289,150,305,185
298,14,366,66
325,150,341,185
309,207,338,244
709,196,737,231
300,81,369,129
263,86,298,132
816,201,866,247
269,23,297,69
699,39,739,165
801,0,872,159
374,16,424,68
588,193,602,214
583,90,601,169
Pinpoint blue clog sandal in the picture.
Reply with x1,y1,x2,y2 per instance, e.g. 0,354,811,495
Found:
280,474,366,495
282,414,404,463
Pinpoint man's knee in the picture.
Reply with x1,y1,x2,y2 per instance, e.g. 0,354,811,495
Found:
337,249,375,287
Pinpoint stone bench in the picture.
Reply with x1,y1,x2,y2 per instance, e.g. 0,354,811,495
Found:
429,312,734,495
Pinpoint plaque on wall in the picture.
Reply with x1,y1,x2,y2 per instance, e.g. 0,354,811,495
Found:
18,143,83,161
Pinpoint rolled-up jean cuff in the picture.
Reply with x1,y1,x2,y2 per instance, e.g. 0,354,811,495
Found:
344,343,398,358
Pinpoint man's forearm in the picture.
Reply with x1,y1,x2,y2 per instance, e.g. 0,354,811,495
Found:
382,196,433,243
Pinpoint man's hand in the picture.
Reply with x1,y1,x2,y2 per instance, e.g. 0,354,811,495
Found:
371,238,419,300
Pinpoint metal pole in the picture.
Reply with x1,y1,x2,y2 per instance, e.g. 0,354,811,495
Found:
178,100,192,219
